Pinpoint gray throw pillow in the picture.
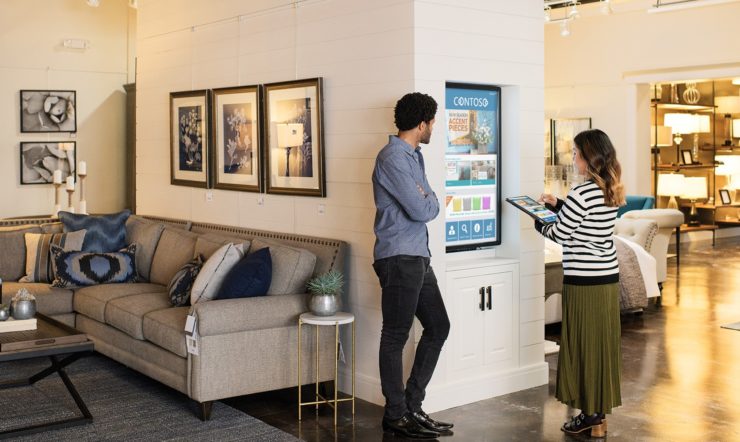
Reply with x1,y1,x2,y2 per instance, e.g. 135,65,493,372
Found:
126,216,165,282
190,243,244,305
0,225,42,281
250,238,317,295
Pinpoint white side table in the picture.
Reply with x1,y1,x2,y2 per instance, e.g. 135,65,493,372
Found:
297,312,355,426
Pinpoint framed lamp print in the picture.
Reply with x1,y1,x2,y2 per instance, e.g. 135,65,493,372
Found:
170,90,211,188
264,78,325,197
211,85,262,192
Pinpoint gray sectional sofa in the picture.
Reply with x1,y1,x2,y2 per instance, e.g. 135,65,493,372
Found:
0,214,347,420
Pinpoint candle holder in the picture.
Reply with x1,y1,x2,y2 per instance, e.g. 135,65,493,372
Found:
66,188,76,214
78,170,87,214
53,182,62,218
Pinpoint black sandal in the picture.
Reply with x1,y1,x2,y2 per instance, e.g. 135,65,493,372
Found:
561,413,606,438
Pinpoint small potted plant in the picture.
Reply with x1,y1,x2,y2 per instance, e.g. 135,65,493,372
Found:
306,270,344,316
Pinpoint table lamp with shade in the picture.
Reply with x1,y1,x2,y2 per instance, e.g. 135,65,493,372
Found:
657,173,685,209
276,123,304,177
681,176,707,226
715,95,740,146
664,113,695,162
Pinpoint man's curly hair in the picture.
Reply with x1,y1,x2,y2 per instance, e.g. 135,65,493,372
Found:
394,93,437,131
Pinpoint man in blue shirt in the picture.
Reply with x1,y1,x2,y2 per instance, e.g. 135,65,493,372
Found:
372,93,453,439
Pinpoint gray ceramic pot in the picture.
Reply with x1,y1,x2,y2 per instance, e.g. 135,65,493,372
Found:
11,299,36,320
0,304,9,321
309,294,338,316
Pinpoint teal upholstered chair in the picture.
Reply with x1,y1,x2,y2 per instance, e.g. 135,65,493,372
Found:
617,195,655,218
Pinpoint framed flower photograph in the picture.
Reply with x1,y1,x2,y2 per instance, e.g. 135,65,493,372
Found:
170,90,211,188
550,117,592,166
264,78,325,197
20,142,76,184
211,85,262,192
20,90,77,133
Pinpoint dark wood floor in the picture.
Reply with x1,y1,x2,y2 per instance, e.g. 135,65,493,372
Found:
226,237,740,441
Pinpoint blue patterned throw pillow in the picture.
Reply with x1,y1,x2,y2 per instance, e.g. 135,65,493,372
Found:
50,243,138,288
168,255,204,307
59,210,131,253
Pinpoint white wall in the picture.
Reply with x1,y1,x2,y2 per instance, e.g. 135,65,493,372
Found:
545,0,740,195
136,0,545,407
0,0,131,218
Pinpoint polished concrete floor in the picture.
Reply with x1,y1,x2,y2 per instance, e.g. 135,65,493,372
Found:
227,237,740,441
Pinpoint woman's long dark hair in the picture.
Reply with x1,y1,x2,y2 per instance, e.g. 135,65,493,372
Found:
573,129,625,207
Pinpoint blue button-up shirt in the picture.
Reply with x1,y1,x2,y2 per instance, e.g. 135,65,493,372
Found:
372,135,440,261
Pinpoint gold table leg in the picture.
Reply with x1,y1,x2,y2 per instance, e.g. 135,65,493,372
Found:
315,325,319,412
298,318,302,421
334,322,339,426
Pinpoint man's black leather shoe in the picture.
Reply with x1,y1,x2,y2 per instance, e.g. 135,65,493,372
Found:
382,413,440,439
410,410,454,435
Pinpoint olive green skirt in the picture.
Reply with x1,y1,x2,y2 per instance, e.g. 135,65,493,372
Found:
556,283,622,415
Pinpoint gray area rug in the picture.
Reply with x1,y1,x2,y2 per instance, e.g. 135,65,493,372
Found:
721,321,740,331
0,354,299,441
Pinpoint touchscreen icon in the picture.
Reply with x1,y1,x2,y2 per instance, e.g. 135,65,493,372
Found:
459,221,471,240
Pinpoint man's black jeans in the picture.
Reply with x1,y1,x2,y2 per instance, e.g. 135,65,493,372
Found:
373,255,450,420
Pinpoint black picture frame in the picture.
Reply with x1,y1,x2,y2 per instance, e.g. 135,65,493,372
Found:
681,149,694,165
20,90,77,133
263,78,325,197
719,188,732,205
210,85,263,193
170,90,211,188
20,142,76,184
550,117,592,166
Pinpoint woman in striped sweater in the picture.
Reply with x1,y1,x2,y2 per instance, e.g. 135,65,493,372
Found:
537,129,625,438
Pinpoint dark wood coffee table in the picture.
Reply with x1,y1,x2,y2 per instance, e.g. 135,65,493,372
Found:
0,313,94,439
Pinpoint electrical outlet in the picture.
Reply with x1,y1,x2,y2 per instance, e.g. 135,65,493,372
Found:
205,191,213,202
318,204,325,215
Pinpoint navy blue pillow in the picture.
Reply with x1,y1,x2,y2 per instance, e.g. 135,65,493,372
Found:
216,247,272,299
50,243,138,288
59,210,131,253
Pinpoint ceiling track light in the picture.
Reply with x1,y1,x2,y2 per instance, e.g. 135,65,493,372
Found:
544,6,552,21
86,0,100,7
560,19,571,36
600,0,612,14
568,1,580,18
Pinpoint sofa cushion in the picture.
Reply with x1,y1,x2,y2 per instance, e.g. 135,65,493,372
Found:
21,229,87,283
0,225,42,281
149,228,199,286
105,292,170,340
59,210,131,253
51,244,138,288
194,234,250,260
190,243,244,304
251,238,317,295
143,307,190,358
216,247,272,299
74,283,165,323
125,215,165,282
2,282,74,316
168,255,203,307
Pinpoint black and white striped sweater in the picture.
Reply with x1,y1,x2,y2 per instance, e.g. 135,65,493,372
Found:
539,180,619,286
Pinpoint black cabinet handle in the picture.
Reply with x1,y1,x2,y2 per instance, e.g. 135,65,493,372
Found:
486,286,492,310
479,287,485,311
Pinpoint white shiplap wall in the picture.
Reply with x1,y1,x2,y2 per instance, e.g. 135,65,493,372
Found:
136,0,546,408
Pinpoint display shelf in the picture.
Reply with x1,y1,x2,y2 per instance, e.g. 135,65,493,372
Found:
651,102,715,112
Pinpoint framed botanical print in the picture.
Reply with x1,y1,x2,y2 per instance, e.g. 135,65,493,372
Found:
550,117,592,166
170,90,211,188
264,78,325,197
20,90,77,133
20,142,76,184
211,85,262,192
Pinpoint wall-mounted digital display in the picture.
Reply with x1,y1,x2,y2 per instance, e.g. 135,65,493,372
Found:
444,82,501,252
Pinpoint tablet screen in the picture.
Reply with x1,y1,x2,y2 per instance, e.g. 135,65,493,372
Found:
506,196,558,224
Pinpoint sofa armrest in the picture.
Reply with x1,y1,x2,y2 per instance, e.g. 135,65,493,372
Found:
192,293,309,336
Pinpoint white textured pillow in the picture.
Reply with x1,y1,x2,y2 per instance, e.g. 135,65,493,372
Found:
190,243,244,304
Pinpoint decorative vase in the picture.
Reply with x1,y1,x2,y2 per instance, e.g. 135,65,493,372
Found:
683,82,701,104
11,299,36,320
0,304,9,321
671,83,679,103
309,294,338,316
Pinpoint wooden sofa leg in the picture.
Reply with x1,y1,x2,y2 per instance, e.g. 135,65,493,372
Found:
198,401,213,421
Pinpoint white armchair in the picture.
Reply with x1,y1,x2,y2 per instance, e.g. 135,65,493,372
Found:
622,209,684,287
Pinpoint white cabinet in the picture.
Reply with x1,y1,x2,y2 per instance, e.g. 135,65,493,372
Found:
447,262,515,376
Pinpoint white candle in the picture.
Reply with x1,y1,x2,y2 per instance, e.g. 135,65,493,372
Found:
66,176,75,191
53,169,62,184
78,161,87,175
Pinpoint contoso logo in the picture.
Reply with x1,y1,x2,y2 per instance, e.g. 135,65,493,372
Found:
453,96,489,107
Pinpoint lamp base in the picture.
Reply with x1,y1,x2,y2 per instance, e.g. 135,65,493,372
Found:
688,200,701,226
667,196,678,209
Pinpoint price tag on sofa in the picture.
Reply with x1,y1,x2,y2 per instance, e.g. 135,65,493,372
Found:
186,330,200,356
